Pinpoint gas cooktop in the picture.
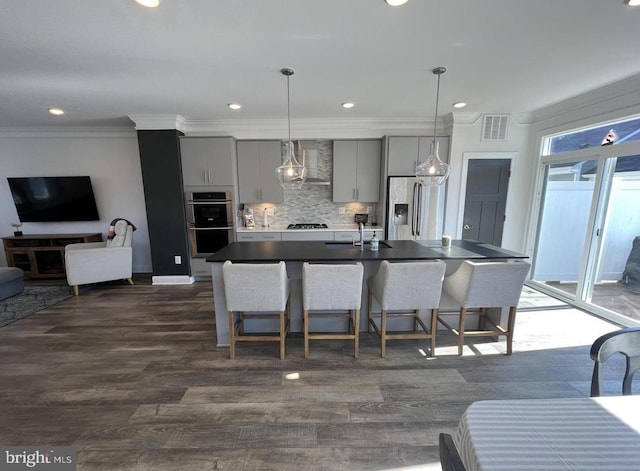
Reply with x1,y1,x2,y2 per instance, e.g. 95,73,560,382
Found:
287,223,328,230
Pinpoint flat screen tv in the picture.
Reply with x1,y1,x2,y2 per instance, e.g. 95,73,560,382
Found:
7,176,100,222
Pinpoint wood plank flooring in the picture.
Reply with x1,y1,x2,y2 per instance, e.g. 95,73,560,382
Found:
0,279,631,470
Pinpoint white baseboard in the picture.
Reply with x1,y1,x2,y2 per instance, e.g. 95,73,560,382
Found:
151,275,195,285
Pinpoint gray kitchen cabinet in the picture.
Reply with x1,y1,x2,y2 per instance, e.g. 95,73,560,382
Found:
180,137,235,186
333,140,381,202
387,136,449,176
190,257,211,278
237,140,284,203
236,232,282,241
334,230,377,242
281,231,334,241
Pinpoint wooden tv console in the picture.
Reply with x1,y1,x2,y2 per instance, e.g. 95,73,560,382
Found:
2,233,102,279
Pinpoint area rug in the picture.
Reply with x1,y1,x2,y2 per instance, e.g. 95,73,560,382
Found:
0,285,74,328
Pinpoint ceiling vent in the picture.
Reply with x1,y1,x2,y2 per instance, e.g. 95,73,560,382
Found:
482,114,509,141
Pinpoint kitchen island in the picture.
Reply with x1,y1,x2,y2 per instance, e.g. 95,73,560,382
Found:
207,239,528,346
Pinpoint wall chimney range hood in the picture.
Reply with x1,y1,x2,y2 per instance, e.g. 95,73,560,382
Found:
298,140,331,186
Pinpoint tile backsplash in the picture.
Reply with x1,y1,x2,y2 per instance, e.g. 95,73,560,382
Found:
243,140,379,227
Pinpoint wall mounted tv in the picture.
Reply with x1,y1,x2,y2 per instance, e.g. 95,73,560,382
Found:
7,176,100,222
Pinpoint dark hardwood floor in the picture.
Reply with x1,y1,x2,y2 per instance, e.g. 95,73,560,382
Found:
0,279,629,470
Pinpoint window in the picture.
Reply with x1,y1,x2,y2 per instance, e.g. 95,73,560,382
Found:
546,116,640,155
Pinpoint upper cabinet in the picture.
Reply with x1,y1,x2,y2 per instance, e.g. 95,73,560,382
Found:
387,136,450,176
237,140,284,203
180,137,235,186
332,140,381,202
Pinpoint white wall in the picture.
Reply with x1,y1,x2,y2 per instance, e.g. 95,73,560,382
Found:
0,130,152,273
444,114,533,252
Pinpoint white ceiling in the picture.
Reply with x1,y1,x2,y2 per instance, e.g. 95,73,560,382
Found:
1,0,640,130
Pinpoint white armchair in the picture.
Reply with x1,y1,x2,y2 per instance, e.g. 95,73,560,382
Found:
65,220,134,295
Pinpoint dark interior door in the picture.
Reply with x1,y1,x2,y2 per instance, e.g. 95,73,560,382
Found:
462,159,510,246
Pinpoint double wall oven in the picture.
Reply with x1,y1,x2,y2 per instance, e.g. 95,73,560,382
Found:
185,191,234,257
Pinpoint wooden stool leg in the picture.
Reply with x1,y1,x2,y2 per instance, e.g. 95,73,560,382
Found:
458,308,467,356
227,311,236,360
287,298,291,334
304,309,310,359
367,291,373,333
238,312,244,335
354,309,360,359
506,306,517,355
430,308,438,357
381,310,387,358
279,310,286,360
478,307,486,331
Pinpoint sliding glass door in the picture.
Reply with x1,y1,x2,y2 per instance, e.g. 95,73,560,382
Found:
532,159,599,299
585,154,640,322
530,118,640,325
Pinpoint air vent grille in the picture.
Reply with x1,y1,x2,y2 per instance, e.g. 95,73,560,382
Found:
482,114,509,141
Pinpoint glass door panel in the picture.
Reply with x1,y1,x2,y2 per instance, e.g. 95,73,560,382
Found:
587,154,640,322
531,160,598,298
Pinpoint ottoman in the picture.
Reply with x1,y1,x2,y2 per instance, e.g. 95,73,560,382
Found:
0,267,24,301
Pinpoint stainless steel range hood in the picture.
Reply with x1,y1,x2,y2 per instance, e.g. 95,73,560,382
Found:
298,140,331,186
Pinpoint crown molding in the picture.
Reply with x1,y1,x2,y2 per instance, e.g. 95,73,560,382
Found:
449,111,482,125
128,114,187,132
0,127,136,138
180,117,448,139
2,115,452,139
512,112,535,125
529,73,640,127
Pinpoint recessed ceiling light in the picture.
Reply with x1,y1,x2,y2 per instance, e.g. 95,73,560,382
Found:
385,0,409,6
48,108,64,115
228,103,242,110
341,102,355,109
135,0,160,7
453,102,467,109
625,0,640,5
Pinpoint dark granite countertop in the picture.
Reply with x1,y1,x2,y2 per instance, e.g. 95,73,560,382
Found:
207,239,528,263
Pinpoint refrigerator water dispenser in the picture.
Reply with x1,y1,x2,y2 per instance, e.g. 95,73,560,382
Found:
394,204,408,226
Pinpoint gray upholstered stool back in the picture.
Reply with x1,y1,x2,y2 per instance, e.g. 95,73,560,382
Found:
222,261,289,312
369,260,446,311
302,262,364,311
443,260,530,308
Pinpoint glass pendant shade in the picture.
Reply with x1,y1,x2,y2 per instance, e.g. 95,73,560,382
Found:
276,67,307,189
276,140,307,189
416,66,450,186
415,139,450,186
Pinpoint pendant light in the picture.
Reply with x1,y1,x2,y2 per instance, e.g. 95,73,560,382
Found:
415,66,450,186
276,68,307,189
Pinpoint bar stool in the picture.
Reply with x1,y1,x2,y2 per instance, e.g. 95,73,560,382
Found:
437,260,531,355
367,260,446,358
302,262,364,358
222,261,290,360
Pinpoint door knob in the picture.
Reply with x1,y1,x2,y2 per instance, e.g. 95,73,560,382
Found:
463,224,471,230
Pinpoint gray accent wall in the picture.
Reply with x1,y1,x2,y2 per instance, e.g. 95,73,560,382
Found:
137,130,190,277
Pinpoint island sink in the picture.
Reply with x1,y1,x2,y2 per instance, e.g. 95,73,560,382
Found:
324,241,392,250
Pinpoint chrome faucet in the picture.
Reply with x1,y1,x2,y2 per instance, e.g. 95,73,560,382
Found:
357,222,365,250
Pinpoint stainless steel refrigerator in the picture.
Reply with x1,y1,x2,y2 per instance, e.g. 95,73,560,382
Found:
386,177,445,240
